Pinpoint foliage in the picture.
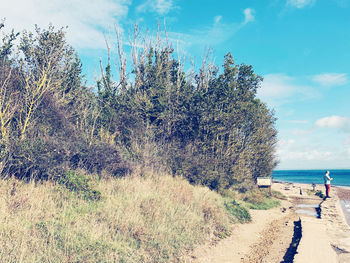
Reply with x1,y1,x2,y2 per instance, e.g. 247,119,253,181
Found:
272,190,287,200
0,175,232,262
0,20,280,261
0,23,129,181
224,199,251,223
1,21,277,193
58,170,101,201
241,188,280,210
95,36,278,191
245,198,280,210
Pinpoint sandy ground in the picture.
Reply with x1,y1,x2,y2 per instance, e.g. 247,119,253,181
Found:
186,182,350,263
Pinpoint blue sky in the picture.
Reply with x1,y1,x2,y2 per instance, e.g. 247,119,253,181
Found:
2,0,350,169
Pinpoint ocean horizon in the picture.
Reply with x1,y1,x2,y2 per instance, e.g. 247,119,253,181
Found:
272,169,350,187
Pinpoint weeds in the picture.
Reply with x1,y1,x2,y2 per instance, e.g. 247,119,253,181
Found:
57,170,101,201
0,174,232,262
272,190,287,200
240,188,281,210
224,200,251,223
246,199,280,210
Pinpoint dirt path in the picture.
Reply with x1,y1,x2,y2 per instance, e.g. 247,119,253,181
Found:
276,183,350,263
186,182,350,263
241,211,296,263
186,199,295,263
321,187,350,263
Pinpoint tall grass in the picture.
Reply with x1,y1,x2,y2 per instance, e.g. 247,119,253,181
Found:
221,187,282,211
241,188,281,210
0,173,233,262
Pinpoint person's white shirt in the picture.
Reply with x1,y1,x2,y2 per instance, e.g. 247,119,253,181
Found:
324,173,331,184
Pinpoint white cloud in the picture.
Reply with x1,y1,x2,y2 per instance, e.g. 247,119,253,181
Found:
214,15,222,25
291,128,313,136
168,15,245,53
346,136,350,145
168,24,238,55
258,73,317,106
137,0,175,15
243,8,255,24
0,0,131,49
166,9,255,54
277,139,333,161
278,139,296,147
287,0,316,8
277,117,350,169
288,150,333,161
276,133,350,169
259,74,296,99
315,116,350,132
312,73,348,86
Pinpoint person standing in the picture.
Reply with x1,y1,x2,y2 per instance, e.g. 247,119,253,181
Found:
324,170,333,198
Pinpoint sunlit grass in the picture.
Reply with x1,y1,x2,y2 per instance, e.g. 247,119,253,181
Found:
0,173,233,262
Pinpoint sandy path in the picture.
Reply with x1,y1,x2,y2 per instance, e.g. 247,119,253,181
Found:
294,216,337,263
186,182,350,263
276,182,350,263
322,187,350,262
187,200,295,263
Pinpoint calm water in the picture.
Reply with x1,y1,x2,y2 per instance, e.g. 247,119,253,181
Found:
272,170,350,187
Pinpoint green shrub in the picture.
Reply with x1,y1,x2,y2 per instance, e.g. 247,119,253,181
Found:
272,190,287,200
224,200,251,223
58,170,101,201
241,188,280,210
246,199,280,210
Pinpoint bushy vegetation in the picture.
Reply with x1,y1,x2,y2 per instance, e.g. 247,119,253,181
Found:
0,22,277,191
0,174,233,262
0,20,280,260
0,23,129,182
222,187,282,212
224,200,251,223
58,170,101,201
241,189,280,210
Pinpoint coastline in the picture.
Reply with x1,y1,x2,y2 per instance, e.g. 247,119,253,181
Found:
188,180,350,263
271,182,350,262
274,180,350,225
273,179,350,189
269,181,350,262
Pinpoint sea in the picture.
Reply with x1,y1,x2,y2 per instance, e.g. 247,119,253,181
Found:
272,170,350,187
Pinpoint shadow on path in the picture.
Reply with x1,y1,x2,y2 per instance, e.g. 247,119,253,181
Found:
280,219,302,263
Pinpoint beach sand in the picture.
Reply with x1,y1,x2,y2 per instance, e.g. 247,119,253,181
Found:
186,182,350,263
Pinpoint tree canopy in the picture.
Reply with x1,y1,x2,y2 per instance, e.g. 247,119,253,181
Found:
0,23,277,191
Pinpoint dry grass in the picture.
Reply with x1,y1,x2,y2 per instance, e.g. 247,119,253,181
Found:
0,173,232,262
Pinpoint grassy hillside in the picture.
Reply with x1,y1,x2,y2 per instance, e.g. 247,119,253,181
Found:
0,172,241,262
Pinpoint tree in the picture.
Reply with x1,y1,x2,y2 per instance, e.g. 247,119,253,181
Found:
0,22,19,139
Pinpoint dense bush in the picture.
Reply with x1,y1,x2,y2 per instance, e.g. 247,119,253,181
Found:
0,22,277,193
58,170,101,201
97,44,278,191
0,23,129,182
